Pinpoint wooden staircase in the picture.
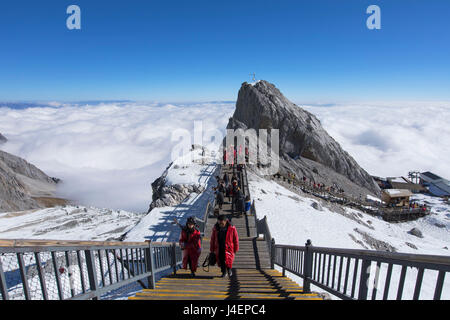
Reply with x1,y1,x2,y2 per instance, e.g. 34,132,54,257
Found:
129,269,322,300
130,165,322,300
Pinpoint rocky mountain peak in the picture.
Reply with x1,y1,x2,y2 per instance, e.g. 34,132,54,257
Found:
227,80,380,197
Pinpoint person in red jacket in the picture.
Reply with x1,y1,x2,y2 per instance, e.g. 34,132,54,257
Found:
179,217,201,277
210,215,239,278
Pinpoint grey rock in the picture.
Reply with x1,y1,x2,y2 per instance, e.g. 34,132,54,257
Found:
147,162,206,213
226,80,380,198
311,201,323,211
408,228,423,238
348,233,369,249
288,195,300,202
354,228,397,252
333,207,375,230
405,242,418,250
0,150,61,212
317,292,332,300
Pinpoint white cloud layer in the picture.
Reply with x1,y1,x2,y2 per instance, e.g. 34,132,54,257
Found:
303,101,450,179
0,100,448,212
0,102,235,212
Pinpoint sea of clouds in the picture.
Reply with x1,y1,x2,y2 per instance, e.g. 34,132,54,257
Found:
304,101,450,180
0,102,235,212
0,101,448,212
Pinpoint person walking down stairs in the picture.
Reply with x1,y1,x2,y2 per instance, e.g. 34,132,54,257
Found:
210,215,239,278
213,181,225,210
234,187,245,217
179,217,202,277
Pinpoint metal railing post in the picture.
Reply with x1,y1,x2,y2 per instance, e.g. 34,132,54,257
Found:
282,247,287,276
303,239,313,294
358,259,371,300
17,253,31,300
171,243,177,275
270,238,276,269
145,241,156,289
0,257,9,300
85,250,99,300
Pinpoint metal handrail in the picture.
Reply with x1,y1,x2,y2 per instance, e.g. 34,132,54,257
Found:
276,244,450,268
241,164,274,268
0,239,182,300
274,241,450,300
245,168,448,300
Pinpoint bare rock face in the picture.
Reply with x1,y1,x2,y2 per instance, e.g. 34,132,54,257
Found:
227,80,380,197
148,162,205,213
0,150,61,212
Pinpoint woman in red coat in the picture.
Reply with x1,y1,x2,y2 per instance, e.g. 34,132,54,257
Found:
179,217,202,277
210,215,239,278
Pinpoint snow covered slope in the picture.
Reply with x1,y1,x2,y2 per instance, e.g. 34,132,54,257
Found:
248,170,450,299
249,171,449,255
0,147,218,244
124,147,218,242
0,206,144,241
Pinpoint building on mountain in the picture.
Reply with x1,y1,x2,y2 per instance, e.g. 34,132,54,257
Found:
420,172,450,197
381,189,413,208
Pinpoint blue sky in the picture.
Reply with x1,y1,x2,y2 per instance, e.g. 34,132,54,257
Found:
1,0,449,102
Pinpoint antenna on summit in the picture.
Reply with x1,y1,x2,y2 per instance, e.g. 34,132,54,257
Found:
249,73,256,82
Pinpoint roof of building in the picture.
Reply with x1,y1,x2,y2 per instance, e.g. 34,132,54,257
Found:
372,176,387,182
388,177,410,183
420,172,450,195
432,180,450,195
421,171,442,181
382,189,413,198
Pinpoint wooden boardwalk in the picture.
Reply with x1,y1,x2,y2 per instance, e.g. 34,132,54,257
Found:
130,165,322,300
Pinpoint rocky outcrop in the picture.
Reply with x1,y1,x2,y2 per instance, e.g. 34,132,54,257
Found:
0,150,62,212
311,201,323,211
148,162,205,213
354,228,397,252
226,80,380,197
408,228,423,238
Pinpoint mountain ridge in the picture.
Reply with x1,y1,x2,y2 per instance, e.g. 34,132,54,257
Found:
0,149,63,212
227,80,380,197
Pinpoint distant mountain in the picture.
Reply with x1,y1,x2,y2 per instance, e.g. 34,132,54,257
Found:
0,101,136,109
227,80,380,197
0,150,65,212
0,132,6,144
0,102,60,109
